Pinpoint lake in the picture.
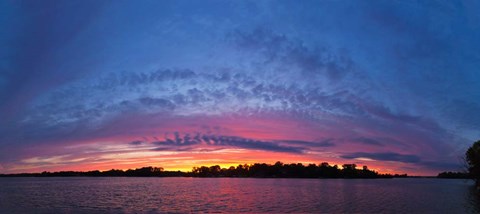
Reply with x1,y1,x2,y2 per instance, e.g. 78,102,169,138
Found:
0,177,479,213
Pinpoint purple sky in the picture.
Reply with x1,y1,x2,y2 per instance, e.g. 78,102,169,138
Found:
0,0,479,175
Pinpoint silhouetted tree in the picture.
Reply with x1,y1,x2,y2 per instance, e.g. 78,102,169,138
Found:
437,171,469,179
0,162,395,179
342,164,357,178
235,164,249,177
209,165,221,177
466,140,480,186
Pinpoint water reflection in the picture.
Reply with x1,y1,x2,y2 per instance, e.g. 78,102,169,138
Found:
0,177,478,213
466,186,480,213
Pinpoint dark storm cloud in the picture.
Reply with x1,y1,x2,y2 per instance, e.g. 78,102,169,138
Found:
341,152,421,163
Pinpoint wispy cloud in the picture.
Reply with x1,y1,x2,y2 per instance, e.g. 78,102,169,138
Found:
341,152,421,164
146,133,306,154
352,137,384,147
230,28,355,81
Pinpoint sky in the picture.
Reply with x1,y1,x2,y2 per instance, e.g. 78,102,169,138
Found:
0,0,479,175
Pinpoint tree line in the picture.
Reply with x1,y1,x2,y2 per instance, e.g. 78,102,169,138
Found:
463,140,480,185
436,139,479,181
437,171,470,179
0,161,403,179
191,162,400,178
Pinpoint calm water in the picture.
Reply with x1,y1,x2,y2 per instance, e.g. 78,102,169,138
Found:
0,177,479,213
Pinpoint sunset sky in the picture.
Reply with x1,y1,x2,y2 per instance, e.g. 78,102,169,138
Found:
1,1,479,175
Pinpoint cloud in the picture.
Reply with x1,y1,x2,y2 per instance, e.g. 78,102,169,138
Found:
210,135,305,153
420,161,464,171
138,97,175,110
96,69,197,90
361,102,420,123
230,28,355,81
17,67,355,133
280,139,335,148
352,137,384,147
129,140,144,146
148,133,305,154
1,1,478,175
341,152,421,163
443,100,480,129
152,132,201,147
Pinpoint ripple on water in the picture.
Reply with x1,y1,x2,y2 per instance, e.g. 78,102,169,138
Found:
0,177,479,213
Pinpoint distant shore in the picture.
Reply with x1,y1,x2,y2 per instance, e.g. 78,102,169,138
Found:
2,162,467,179
0,162,411,179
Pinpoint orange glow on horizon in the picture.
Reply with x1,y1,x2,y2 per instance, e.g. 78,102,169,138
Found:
5,149,431,176
0,114,443,177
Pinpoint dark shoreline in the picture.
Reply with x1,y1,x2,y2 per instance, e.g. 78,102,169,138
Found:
2,162,466,179
0,175,443,179
0,162,406,179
